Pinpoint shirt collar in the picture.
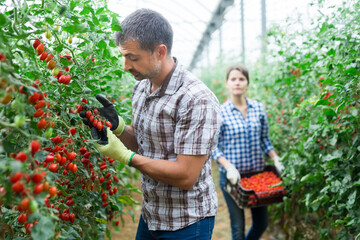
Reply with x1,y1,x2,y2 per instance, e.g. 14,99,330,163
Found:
228,97,253,111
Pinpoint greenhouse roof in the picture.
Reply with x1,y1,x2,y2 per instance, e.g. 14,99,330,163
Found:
108,0,326,72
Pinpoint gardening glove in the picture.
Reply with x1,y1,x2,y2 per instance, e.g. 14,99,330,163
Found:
225,164,240,185
95,94,126,137
273,156,284,173
92,126,135,166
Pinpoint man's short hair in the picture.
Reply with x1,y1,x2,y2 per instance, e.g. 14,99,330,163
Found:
115,8,173,55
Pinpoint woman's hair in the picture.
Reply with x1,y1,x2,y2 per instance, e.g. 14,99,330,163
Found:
225,65,249,84
115,8,173,55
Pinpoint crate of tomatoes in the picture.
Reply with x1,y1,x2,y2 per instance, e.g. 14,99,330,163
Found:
225,165,287,208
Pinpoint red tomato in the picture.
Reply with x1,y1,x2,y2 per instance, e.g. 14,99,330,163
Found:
33,39,41,49
43,181,49,192
105,121,112,128
15,152,28,163
37,119,47,129
99,176,105,183
70,164,77,173
12,182,24,193
79,148,87,155
45,53,54,63
113,175,119,182
47,60,56,70
66,199,74,206
45,154,54,163
25,223,34,233
86,110,92,119
49,186,57,197
48,163,58,173
17,213,28,224
67,151,76,161
33,109,44,118
96,121,103,131
20,198,30,211
31,173,43,184
10,171,22,183
36,43,44,55
30,140,41,155
34,100,45,109
69,213,75,223
102,193,107,202
39,51,48,61
33,183,44,194
69,128,76,135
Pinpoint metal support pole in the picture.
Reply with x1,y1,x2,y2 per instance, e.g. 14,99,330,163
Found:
219,26,223,60
240,0,245,64
261,0,267,57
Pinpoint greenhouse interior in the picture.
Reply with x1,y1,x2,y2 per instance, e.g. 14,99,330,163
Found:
0,0,359,239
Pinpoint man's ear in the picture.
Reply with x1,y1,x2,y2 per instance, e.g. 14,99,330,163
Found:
156,44,167,60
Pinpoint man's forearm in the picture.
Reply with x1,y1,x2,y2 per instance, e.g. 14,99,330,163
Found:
130,154,207,190
119,125,138,153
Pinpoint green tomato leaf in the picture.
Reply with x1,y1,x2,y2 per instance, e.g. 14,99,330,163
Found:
59,226,81,239
34,150,49,163
322,150,342,162
0,13,9,26
96,7,105,15
30,216,54,240
323,107,337,117
62,24,88,33
347,190,356,206
45,17,54,25
98,40,107,50
80,6,93,15
92,16,99,26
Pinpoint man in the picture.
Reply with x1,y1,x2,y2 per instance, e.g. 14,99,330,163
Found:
82,8,221,239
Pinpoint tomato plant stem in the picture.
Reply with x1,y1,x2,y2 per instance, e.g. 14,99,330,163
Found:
11,7,20,36
0,120,30,138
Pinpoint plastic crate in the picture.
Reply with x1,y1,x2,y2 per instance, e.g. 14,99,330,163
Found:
224,165,287,208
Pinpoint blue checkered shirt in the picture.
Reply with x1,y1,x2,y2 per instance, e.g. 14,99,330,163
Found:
212,97,274,174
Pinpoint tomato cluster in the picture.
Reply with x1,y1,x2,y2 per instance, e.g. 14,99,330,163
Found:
5,140,60,233
0,1,136,238
2,60,124,237
32,39,72,85
84,108,112,131
240,171,284,194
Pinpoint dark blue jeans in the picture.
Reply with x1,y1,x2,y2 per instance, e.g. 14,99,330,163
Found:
135,215,215,240
220,171,268,240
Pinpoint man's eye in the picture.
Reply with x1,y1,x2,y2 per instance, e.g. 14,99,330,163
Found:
130,58,138,62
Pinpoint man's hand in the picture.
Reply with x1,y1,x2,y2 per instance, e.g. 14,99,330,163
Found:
91,127,135,166
273,156,284,173
95,94,125,136
225,164,240,185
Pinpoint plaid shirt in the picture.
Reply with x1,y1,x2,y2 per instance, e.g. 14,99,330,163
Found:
131,59,221,231
212,98,274,174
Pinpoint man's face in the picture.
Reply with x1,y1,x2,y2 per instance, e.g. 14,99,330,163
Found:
119,40,161,81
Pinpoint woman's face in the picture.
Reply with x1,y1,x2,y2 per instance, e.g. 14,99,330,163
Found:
226,69,248,97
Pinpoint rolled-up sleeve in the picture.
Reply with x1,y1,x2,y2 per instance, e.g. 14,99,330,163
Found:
211,121,225,162
175,97,221,155
259,105,274,154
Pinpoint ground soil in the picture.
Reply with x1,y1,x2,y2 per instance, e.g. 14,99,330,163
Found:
108,162,283,240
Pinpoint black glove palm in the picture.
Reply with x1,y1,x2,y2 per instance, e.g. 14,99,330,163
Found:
95,94,119,131
91,126,108,145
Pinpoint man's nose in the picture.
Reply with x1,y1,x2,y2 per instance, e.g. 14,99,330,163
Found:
123,58,131,71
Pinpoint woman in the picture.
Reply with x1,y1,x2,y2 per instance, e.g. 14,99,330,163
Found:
212,65,283,240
